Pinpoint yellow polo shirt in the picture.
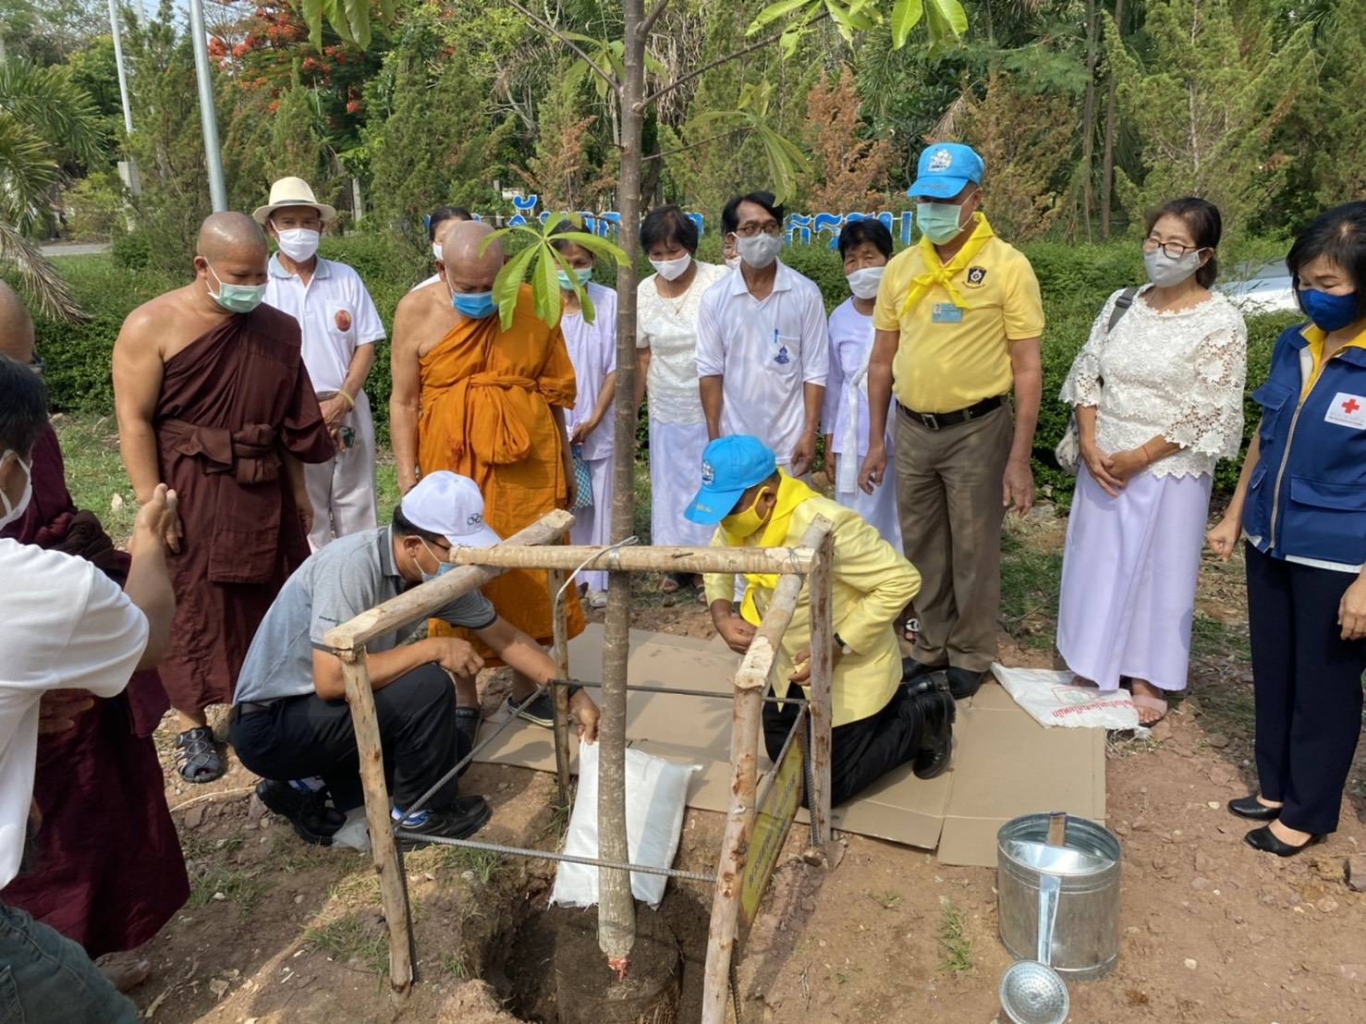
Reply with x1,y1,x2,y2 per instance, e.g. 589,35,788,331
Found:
873,217,1045,414
704,484,921,728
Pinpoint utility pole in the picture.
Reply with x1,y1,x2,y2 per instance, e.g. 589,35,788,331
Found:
187,0,227,211
107,0,134,135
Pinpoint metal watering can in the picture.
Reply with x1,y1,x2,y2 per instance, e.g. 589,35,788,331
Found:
997,811,1123,988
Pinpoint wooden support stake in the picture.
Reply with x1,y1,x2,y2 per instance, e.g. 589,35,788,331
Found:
701,519,829,1024
806,525,836,847
548,567,572,808
446,542,816,576
338,647,413,995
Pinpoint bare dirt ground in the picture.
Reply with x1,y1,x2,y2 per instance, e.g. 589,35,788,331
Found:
130,514,1366,1023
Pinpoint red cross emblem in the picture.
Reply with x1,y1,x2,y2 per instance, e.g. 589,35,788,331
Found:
1344,398,1360,415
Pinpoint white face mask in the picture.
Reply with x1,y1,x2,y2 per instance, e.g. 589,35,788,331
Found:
846,266,885,300
725,255,742,271
274,226,321,262
736,232,783,270
650,254,692,282
0,449,33,530
1143,248,1204,289
432,242,443,262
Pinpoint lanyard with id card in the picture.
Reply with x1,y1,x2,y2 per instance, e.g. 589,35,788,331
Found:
931,302,964,324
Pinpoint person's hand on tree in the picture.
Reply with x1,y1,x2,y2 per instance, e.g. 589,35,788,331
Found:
716,614,756,655
569,689,601,743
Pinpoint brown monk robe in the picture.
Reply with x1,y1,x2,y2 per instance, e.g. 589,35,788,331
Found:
0,284,187,992
113,212,333,783
390,220,584,717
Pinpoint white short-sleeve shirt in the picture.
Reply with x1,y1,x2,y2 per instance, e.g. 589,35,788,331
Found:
0,540,148,887
695,260,829,466
264,256,387,395
562,283,619,462
636,261,729,427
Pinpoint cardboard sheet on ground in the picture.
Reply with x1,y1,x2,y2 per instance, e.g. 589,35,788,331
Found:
475,626,1105,868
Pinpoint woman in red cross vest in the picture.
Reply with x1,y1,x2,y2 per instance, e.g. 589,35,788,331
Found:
1057,198,1247,726
1208,202,1366,857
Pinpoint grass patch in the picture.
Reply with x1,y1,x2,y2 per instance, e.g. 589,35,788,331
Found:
304,913,388,974
999,528,1063,649
435,845,504,885
863,889,903,911
188,866,269,912
937,898,974,974
440,950,471,979
1190,613,1251,661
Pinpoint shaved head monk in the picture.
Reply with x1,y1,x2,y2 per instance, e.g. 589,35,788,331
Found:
113,212,334,783
390,219,585,727
0,282,188,993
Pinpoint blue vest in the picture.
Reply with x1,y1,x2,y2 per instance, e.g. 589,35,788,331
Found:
1242,323,1366,565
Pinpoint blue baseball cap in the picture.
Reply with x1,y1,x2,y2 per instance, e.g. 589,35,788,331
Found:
907,143,984,200
685,436,777,526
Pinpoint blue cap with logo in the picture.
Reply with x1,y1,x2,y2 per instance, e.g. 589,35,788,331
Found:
685,436,777,526
907,143,984,200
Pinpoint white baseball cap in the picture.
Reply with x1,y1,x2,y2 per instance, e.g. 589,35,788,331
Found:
400,472,502,549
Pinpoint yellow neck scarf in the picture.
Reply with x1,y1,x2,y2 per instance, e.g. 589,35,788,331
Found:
900,213,996,317
723,471,822,626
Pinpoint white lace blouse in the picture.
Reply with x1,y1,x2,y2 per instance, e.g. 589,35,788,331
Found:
636,261,729,425
1059,286,1248,480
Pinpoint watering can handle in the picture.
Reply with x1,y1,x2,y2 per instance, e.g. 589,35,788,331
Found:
1037,872,1061,966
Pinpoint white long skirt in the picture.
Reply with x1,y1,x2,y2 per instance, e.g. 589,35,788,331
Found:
648,418,714,548
835,478,902,550
571,454,614,592
1057,466,1213,693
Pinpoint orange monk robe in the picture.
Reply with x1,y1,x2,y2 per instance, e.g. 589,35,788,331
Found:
419,284,586,657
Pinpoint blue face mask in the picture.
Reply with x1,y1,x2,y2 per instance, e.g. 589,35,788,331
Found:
558,267,593,292
419,540,455,584
451,290,497,320
1300,288,1360,333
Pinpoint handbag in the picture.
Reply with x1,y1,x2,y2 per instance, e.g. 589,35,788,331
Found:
570,445,594,511
1055,286,1141,475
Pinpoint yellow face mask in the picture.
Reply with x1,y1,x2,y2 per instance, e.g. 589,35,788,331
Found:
721,487,771,541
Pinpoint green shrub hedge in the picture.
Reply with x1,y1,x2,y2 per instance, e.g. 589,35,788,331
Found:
31,234,1297,505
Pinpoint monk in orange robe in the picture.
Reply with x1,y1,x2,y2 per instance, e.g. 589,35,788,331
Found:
391,220,585,723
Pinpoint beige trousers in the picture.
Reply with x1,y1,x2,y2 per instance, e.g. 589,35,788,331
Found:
895,403,1012,672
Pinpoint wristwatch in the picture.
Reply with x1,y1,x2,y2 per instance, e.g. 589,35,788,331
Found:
833,633,852,657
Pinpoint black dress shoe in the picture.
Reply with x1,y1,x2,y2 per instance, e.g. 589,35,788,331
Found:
256,780,346,846
946,666,987,700
1228,794,1281,821
912,680,956,780
902,657,946,683
1243,825,1325,857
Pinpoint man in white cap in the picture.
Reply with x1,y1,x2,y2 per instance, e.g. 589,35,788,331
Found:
228,471,600,847
255,176,387,550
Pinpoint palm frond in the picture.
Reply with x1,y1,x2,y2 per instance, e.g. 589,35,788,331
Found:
0,61,108,170
0,220,88,322
0,112,61,235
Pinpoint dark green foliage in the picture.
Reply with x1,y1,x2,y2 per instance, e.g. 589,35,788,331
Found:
32,236,1294,503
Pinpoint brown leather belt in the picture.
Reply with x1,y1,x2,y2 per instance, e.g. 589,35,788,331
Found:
897,395,1003,431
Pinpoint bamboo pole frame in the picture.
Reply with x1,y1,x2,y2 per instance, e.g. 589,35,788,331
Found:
320,513,839,1012
700,518,833,1024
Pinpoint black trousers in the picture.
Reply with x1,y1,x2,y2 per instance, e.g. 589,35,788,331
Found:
228,664,467,814
763,685,925,808
1245,543,1365,834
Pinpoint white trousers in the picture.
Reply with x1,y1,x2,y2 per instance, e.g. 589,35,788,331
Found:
305,389,379,550
570,454,614,592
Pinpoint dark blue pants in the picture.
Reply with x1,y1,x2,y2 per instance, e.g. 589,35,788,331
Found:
1245,543,1365,834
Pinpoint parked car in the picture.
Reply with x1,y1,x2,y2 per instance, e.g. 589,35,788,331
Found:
1217,260,1298,314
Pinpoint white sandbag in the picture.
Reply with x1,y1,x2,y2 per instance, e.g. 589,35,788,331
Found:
551,741,700,910
991,663,1142,731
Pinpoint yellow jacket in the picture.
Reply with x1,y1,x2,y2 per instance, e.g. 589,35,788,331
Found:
705,478,921,727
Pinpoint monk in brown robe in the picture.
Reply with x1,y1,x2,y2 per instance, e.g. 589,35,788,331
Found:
0,283,188,992
391,220,585,726
113,212,333,782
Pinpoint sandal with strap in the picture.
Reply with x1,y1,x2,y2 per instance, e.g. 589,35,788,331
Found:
175,726,225,784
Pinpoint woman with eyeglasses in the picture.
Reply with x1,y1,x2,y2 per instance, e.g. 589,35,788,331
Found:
1207,202,1366,857
1057,197,1247,726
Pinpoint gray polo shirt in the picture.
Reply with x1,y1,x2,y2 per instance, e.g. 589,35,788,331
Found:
234,526,497,705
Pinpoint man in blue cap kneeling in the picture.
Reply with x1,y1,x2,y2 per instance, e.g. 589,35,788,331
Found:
688,435,955,806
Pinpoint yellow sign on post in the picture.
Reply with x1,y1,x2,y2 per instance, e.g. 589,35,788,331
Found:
739,712,805,935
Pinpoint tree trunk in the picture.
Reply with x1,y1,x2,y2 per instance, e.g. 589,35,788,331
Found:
1100,0,1124,239
598,0,646,975
1081,0,1099,243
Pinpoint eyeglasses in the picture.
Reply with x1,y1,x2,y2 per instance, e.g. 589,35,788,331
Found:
734,222,783,239
1143,239,1204,259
